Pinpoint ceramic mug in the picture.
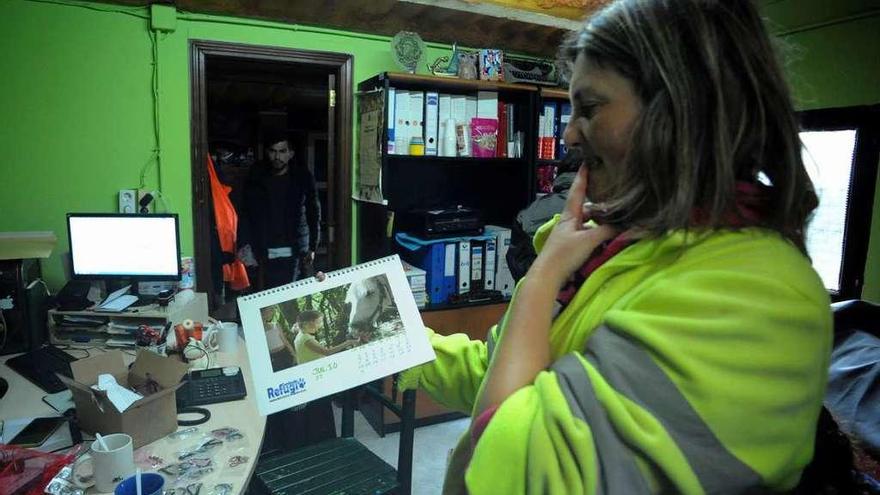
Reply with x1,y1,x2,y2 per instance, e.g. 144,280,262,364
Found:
115,472,165,495
84,433,135,493
217,322,239,353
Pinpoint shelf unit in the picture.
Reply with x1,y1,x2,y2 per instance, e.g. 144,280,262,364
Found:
353,73,568,433
355,72,560,283
48,291,209,347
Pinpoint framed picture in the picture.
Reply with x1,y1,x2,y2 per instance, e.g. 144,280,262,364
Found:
479,49,504,82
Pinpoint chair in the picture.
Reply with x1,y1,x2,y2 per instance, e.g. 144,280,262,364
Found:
251,387,417,495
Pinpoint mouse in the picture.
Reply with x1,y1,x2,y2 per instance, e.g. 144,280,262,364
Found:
0,377,7,399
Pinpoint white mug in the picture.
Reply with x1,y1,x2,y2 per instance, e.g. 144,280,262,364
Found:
217,321,239,353
91,433,135,492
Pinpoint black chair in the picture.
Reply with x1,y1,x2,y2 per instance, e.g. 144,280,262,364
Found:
252,386,417,495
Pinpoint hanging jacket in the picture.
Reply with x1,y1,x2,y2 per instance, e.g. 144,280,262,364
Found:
207,154,249,290
400,217,832,494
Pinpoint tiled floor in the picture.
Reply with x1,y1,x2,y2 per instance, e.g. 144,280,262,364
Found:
333,406,469,495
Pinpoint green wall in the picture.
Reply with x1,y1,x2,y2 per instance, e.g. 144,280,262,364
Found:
1,0,878,300
0,0,455,290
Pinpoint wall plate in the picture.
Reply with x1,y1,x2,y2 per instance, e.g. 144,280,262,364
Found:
119,189,137,213
138,189,155,213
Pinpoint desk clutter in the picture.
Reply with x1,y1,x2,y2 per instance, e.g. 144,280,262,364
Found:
47,291,209,348
20,426,252,495
57,349,188,449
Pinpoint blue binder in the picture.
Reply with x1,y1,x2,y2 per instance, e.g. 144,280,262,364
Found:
403,243,448,305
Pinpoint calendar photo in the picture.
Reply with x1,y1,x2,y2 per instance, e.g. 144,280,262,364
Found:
238,256,435,415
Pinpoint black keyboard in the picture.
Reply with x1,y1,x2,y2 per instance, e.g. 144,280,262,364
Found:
5,345,77,393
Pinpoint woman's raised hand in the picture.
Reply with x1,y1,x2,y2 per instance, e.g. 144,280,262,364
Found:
530,165,618,289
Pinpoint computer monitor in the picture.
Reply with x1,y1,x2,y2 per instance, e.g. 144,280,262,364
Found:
67,213,181,281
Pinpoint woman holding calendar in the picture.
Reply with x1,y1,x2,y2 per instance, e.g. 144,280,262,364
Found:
398,0,834,493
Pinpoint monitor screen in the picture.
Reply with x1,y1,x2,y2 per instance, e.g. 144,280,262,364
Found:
67,214,181,280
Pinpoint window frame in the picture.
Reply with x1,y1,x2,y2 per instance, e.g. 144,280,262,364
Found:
799,105,880,301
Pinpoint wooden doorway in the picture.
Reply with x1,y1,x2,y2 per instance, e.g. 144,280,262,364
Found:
190,40,353,311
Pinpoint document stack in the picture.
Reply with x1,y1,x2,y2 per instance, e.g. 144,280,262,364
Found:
401,260,428,309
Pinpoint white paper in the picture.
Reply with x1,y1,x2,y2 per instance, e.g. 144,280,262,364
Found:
100,285,131,305
237,255,435,415
92,374,143,413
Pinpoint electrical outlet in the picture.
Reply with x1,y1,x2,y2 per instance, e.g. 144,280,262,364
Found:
138,189,155,213
119,189,137,213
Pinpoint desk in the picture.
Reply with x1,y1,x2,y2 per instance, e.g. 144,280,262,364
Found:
0,338,266,495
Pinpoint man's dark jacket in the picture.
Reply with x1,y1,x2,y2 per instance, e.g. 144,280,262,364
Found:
241,161,320,259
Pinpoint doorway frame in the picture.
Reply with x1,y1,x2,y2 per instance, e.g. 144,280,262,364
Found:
189,40,353,303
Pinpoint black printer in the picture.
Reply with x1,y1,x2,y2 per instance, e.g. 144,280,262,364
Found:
397,206,484,238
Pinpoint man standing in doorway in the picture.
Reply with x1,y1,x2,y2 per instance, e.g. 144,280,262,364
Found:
240,132,335,453
240,132,320,289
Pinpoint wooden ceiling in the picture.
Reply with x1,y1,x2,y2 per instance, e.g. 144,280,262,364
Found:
95,0,865,57
100,0,615,57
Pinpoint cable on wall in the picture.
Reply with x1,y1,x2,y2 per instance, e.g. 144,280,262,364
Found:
25,0,170,212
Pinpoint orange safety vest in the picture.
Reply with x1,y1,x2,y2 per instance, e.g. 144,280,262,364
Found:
207,154,250,290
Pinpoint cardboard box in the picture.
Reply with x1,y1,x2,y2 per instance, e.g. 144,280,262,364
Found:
59,350,188,448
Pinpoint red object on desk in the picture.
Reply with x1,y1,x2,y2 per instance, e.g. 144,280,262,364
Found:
174,322,204,347
0,444,78,495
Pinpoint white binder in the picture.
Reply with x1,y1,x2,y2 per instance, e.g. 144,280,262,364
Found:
425,91,439,156
457,240,471,294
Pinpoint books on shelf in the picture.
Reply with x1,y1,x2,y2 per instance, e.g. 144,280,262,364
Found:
386,86,522,159
401,260,428,309
395,231,513,307
538,100,571,161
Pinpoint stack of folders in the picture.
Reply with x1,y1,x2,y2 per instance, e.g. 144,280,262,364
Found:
401,261,428,309
396,226,516,308
538,101,573,160
386,87,521,158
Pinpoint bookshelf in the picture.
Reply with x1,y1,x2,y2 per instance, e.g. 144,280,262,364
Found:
355,72,562,308
354,73,568,433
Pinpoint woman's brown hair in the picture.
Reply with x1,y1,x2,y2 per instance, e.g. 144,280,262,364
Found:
560,0,818,252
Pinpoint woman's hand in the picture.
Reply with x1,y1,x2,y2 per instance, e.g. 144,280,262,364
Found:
314,271,326,282
530,166,618,289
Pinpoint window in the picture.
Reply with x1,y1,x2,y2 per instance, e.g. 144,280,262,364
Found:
801,130,856,292
799,106,879,300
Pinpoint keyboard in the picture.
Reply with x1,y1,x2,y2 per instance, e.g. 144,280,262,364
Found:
5,345,77,393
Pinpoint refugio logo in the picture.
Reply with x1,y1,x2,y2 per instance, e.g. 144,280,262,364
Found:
267,377,307,402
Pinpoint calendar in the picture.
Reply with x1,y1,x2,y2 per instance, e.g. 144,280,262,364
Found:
238,255,435,415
